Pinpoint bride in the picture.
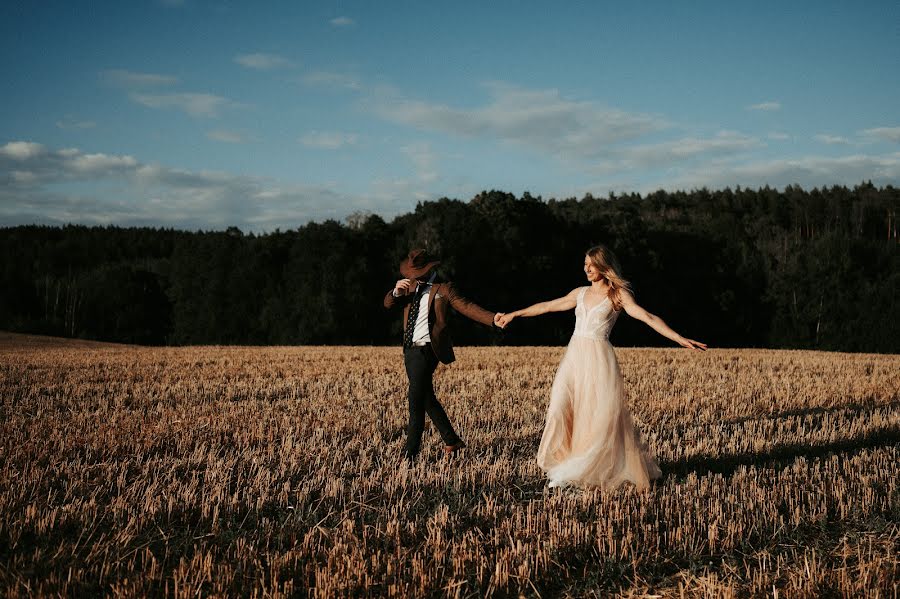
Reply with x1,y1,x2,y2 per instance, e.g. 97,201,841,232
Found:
497,245,706,490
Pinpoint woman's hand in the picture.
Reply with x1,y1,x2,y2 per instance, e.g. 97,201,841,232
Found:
497,313,516,328
677,337,707,351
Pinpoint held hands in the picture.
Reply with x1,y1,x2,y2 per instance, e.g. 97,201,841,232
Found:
495,313,515,328
677,337,708,351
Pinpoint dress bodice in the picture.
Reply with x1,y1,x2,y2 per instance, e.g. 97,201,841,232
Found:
573,287,619,341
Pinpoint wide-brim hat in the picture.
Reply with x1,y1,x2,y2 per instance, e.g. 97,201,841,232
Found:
400,248,440,279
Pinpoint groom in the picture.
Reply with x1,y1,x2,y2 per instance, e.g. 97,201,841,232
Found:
384,249,503,461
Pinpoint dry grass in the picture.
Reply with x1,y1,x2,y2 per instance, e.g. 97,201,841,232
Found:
0,332,898,597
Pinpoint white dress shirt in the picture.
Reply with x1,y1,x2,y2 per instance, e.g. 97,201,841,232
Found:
395,271,435,344
410,278,433,344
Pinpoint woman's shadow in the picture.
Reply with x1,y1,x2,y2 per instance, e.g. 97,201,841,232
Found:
658,400,900,479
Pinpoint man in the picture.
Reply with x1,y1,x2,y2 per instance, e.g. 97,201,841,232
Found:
384,249,503,461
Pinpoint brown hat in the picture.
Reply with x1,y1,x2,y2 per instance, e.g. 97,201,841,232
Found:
400,248,440,279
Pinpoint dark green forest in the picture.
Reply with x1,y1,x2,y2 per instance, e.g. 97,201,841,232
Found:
1,184,897,352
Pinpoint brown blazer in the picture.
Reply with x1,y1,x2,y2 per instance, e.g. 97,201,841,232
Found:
384,280,496,364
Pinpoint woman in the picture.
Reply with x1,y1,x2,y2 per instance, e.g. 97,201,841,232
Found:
498,245,706,490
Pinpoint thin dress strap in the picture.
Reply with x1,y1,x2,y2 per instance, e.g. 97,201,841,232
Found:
577,287,588,306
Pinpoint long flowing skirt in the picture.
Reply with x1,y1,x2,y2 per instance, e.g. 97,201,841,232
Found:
537,335,661,490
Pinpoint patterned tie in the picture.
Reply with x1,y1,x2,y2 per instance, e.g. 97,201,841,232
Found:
404,284,426,348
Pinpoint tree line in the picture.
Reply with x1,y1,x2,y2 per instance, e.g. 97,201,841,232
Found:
1,183,897,352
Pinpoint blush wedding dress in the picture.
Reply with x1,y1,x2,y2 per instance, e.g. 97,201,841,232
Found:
537,287,662,490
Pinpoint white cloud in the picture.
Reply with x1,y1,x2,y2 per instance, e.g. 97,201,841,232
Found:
0,140,401,231
747,101,781,111
814,134,851,145
299,131,358,149
302,71,362,91
101,69,178,88
234,53,294,70
130,92,235,118
768,132,790,140
330,16,354,27
4,139,899,232
861,127,900,143
370,82,667,162
207,129,246,143
1,141,45,160
69,153,138,174
1,143,139,186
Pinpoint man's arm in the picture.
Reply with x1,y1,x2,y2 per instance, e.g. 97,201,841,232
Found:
384,278,416,309
446,283,496,327
384,288,414,309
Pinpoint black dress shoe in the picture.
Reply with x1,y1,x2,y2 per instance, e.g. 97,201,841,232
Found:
444,440,466,455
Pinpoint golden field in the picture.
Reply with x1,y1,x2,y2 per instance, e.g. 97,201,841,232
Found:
0,332,898,598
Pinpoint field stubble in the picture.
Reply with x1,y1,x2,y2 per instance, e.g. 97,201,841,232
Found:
0,332,898,597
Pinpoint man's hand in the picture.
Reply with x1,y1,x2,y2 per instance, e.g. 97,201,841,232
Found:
394,278,414,296
494,312,506,328
497,313,515,328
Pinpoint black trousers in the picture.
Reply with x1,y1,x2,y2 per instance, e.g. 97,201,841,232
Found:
403,344,461,459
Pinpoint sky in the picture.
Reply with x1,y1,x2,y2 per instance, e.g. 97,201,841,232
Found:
1,0,898,232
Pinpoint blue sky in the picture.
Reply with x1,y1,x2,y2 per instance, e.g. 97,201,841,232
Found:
1,0,898,232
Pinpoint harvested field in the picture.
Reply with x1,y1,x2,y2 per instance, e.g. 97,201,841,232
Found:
0,332,898,597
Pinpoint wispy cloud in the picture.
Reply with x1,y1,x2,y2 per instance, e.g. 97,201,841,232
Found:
369,178,435,205
0,140,380,231
206,129,247,143
594,131,760,173
234,52,294,70
401,143,439,184
302,70,362,91
370,82,667,162
747,101,781,112
330,16,355,27
299,131,358,149
768,132,790,140
861,126,900,143
369,82,772,178
645,152,900,192
56,118,97,130
814,134,851,145
130,92,236,118
103,68,237,119
101,69,178,88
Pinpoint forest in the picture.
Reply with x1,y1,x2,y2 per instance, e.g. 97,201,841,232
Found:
1,183,897,352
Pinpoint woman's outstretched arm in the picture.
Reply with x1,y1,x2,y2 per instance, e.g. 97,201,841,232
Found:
497,288,581,327
619,289,707,351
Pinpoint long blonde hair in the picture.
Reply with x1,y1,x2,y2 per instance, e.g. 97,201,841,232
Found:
586,245,631,311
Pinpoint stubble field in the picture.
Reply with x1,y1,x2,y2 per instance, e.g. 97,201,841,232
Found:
0,332,898,597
